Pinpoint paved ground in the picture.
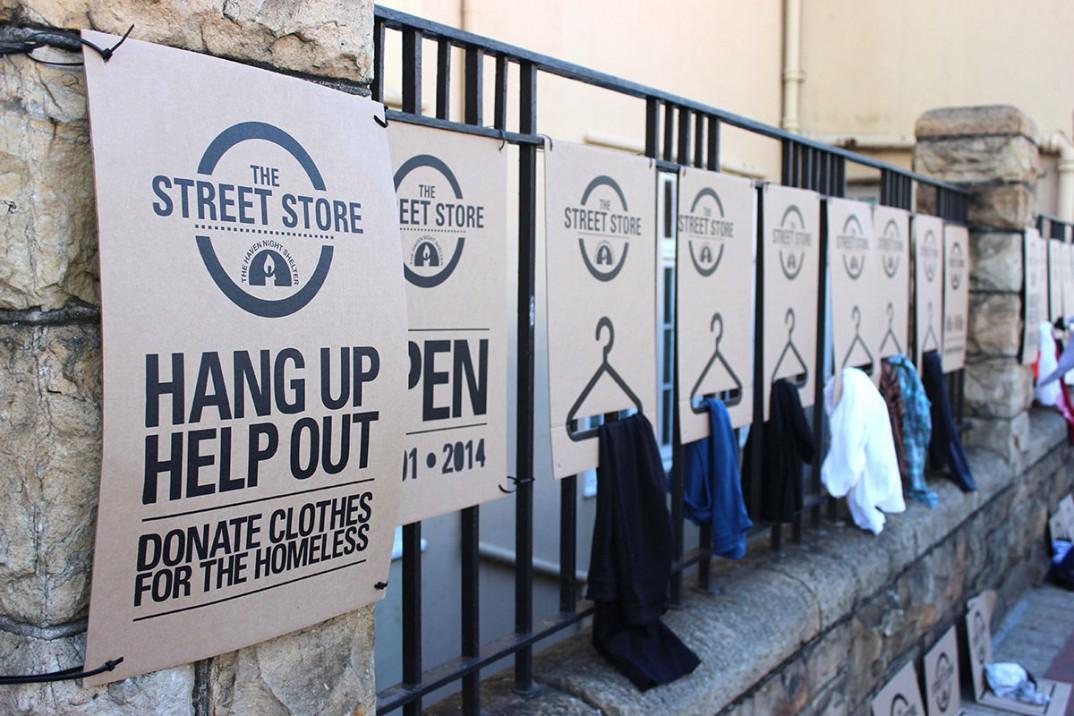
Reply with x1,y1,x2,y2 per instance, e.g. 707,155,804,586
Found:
961,583,1074,715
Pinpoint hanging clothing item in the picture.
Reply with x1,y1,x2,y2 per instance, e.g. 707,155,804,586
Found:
1036,321,1060,406
822,368,906,535
683,398,752,559
742,379,815,524
586,414,700,691
877,362,909,478
921,350,976,492
1055,338,1074,443
1038,330,1074,389
887,354,938,507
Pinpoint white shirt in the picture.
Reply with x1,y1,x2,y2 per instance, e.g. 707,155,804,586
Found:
822,368,906,535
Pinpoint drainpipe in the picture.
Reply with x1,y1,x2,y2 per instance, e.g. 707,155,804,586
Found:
1043,132,1074,222
781,0,803,132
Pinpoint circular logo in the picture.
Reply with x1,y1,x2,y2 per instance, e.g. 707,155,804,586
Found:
681,187,729,277
191,122,337,318
775,205,810,280
394,154,470,288
934,652,954,712
972,611,988,664
880,218,903,279
890,694,913,716
838,214,869,280
922,229,939,283
949,240,965,291
572,175,637,282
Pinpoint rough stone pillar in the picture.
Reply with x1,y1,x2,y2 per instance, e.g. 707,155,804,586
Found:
914,106,1040,468
0,2,378,714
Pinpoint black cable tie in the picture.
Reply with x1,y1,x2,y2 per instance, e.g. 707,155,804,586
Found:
80,25,133,63
498,128,507,151
538,134,554,151
498,475,534,494
0,656,123,685
373,105,389,128
374,581,388,590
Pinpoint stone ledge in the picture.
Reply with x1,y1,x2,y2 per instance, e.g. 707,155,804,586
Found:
915,105,1039,142
428,408,1068,715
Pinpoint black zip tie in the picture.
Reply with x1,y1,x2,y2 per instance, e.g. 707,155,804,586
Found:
0,25,133,67
0,656,123,685
498,475,534,494
373,105,389,128
80,25,133,62
538,134,554,151
498,128,507,151
374,581,388,590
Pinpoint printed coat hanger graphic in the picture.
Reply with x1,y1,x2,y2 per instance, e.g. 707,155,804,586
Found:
841,305,875,375
923,300,941,353
771,307,809,388
567,316,643,441
690,312,742,413
879,302,903,356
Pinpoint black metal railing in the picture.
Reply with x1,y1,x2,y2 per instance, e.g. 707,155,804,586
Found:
371,7,971,714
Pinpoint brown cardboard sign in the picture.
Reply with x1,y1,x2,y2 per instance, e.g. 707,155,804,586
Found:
545,141,657,477
923,625,962,716
913,215,945,367
871,658,927,716
965,590,1072,715
676,168,755,441
943,224,970,372
762,184,820,419
828,198,880,380
388,123,508,523
874,206,912,361
1048,239,1065,322
1022,228,1048,365
82,34,407,684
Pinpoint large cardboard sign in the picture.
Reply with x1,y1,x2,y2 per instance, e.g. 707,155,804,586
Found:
870,658,927,716
913,215,945,366
82,34,407,684
762,184,820,419
943,224,970,372
828,198,880,379
545,141,657,478
965,591,1072,714
676,168,754,441
1022,228,1048,365
923,626,962,716
874,206,912,361
1048,240,1065,322
389,123,507,524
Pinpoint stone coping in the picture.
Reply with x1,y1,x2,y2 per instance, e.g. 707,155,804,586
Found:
427,408,1068,714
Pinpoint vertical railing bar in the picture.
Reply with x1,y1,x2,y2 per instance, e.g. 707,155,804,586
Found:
513,59,537,695
645,98,661,159
781,139,792,185
402,522,423,716
464,46,484,126
558,476,577,613
435,39,451,120
819,152,830,197
677,107,691,167
693,111,705,168
707,116,720,172
493,55,508,130
401,28,423,115
813,189,830,528
663,103,675,162
372,18,385,102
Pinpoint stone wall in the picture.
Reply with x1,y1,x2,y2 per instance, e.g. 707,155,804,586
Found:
0,3,378,714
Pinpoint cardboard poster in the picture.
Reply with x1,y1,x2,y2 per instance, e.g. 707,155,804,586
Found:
82,34,407,684
965,590,1072,714
943,224,970,372
388,123,507,524
874,206,912,361
545,141,657,478
676,168,754,441
913,215,945,366
1048,240,1065,322
923,626,962,716
1022,228,1048,365
762,184,820,419
870,658,927,716
828,198,880,380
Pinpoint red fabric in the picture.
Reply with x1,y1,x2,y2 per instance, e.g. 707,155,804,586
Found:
1057,342,1074,444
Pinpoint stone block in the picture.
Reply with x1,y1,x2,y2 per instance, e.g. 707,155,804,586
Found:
970,232,1024,292
0,323,100,625
0,628,193,714
968,182,1035,230
915,105,1038,141
0,57,97,310
964,356,1033,418
968,293,1023,358
208,608,377,716
914,135,1038,185
962,411,1030,467
2,0,375,84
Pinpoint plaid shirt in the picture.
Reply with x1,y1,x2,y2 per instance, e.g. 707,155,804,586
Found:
888,354,937,507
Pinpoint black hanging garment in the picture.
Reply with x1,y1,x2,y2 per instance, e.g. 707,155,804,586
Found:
586,414,700,690
742,378,815,523
921,350,976,491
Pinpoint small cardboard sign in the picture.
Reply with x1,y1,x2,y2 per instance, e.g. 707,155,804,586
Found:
676,168,755,442
965,590,1072,715
544,141,657,478
828,198,881,380
1048,240,1065,322
923,625,962,716
942,224,970,372
82,34,407,683
914,215,945,367
1022,228,1048,365
388,122,508,524
871,658,927,716
874,206,912,362
762,184,820,420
